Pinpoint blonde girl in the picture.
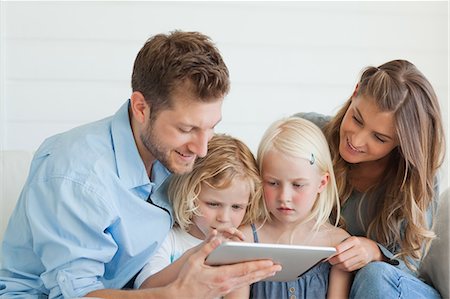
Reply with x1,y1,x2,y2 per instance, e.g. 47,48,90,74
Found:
232,117,351,299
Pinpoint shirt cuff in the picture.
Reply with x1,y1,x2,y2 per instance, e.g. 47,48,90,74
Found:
53,270,104,298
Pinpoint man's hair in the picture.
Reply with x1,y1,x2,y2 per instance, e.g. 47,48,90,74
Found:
169,134,265,231
131,30,230,118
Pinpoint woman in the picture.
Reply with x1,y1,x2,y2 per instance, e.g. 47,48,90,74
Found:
296,59,445,298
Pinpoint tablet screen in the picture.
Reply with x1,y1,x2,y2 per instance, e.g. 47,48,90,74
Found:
205,241,336,282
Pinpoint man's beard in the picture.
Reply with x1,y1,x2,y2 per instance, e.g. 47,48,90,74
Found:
140,123,194,174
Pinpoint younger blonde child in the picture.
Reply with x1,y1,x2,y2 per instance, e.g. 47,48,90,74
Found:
134,133,265,292
234,117,352,299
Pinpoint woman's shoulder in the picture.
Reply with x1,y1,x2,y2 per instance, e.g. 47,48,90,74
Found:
293,112,332,130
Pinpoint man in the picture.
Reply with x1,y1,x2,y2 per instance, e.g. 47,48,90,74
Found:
0,31,279,298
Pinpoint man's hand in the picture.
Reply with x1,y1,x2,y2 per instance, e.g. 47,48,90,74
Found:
170,235,281,298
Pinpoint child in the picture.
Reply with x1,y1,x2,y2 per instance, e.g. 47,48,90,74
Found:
234,117,352,299
134,133,265,292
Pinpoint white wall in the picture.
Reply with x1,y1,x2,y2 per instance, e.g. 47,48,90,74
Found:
1,1,448,190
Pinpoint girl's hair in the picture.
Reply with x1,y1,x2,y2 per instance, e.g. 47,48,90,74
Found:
324,59,446,271
169,133,265,231
257,117,340,231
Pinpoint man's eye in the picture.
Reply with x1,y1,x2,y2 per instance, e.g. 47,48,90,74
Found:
179,127,191,133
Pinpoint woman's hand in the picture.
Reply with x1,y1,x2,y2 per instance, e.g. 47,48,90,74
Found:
328,236,384,272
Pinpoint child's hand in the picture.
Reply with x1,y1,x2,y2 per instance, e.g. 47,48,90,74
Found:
217,227,245,242
205,227,245,243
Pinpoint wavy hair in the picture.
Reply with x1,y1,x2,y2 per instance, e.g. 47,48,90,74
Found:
324,59,445,271
169,134,264,231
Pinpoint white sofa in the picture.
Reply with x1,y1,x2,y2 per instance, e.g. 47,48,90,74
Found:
1,150,449,298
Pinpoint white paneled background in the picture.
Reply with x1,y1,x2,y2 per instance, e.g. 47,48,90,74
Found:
0,1,448,191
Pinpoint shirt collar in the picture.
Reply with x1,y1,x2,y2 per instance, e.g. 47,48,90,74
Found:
111,100,170,191
151,160,171,191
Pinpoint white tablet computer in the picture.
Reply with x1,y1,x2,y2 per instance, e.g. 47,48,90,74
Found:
205,242,336,282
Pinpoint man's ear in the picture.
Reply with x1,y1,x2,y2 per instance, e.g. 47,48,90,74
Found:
130,91,150,124
318,172,329,193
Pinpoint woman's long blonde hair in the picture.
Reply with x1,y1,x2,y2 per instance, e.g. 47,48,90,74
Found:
324,59,445,271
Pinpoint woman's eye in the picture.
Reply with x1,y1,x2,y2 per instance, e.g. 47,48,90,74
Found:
293,183,304,188
352,115,363,125
374,135,387,143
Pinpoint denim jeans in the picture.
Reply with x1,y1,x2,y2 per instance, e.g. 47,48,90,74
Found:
350,261,441,299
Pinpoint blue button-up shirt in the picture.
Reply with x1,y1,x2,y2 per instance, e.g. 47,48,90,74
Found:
0,100,173,298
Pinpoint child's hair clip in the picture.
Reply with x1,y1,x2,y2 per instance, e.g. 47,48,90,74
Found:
309,153,315,165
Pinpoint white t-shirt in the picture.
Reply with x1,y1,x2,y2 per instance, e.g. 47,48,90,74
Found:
134,226,202,288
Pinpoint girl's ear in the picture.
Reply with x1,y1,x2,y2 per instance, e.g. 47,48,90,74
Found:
317,172,329,193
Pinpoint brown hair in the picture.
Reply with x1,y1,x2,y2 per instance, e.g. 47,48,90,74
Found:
324,59,445,271
131,30,230,118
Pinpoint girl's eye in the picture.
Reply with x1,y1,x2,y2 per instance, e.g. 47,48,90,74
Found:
265,181,278,186
207,202,219,207
293,183,304,188
232,205,244,210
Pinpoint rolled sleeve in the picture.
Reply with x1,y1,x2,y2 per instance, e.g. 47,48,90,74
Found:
54,270,103,298
26,177,116,298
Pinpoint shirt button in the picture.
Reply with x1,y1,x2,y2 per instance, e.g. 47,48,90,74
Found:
290,295,296,299
289,287,295,293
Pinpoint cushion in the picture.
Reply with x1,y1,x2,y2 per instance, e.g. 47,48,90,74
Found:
419,188,449,298
0,151,34,243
